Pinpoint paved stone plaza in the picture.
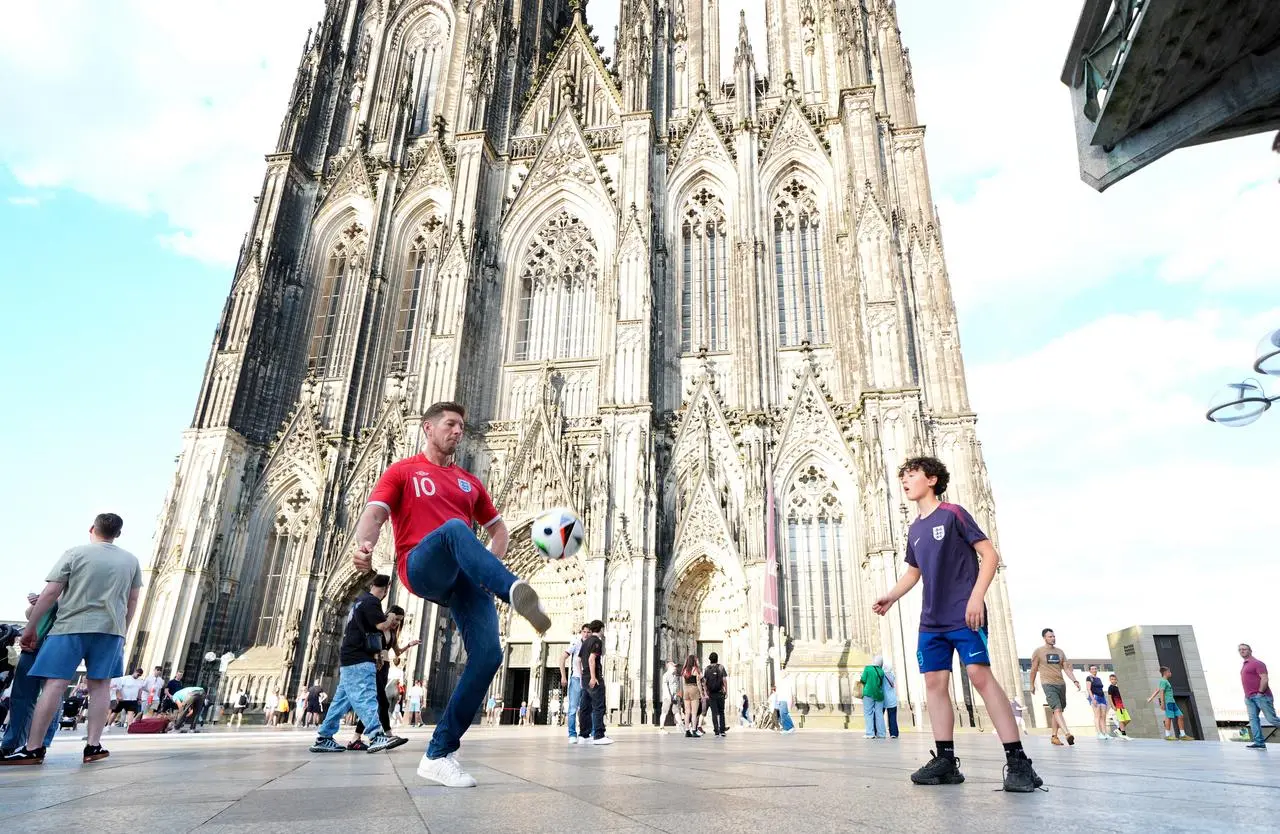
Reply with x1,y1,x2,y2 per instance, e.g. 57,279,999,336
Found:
0,726,1275,832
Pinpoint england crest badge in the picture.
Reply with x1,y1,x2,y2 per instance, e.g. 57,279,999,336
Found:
457,478,473,493
932,525,946,541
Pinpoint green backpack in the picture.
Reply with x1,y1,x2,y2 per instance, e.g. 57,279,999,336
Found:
862,666,885,701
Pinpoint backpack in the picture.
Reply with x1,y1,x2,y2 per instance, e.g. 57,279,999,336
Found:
862,666,884,701
704,664,725,695
236,693,249,708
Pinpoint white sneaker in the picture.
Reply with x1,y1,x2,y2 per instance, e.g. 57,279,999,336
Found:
567,737,578,745
509,580,551,634
1098,733,1109,740
592,736,615,746
417,752,477,788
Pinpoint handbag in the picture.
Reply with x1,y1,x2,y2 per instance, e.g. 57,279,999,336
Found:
854,679,865,699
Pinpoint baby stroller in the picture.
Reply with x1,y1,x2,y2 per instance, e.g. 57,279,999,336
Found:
59,694,86,732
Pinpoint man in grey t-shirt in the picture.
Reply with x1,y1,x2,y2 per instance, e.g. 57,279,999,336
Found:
1,513,142,766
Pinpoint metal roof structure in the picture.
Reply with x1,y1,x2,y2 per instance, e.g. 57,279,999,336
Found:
1061,0,1280,190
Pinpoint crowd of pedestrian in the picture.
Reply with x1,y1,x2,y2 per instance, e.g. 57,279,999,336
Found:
3,427,1278,804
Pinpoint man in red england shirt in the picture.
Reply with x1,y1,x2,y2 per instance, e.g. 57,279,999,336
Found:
355,401,550,787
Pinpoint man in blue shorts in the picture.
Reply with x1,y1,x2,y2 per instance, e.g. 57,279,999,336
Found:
873,457,1042,792
1,513,141,766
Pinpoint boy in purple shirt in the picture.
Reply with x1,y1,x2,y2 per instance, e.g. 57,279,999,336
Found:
873,456,1042,793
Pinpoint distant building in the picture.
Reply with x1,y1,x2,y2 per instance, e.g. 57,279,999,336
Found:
1108,625,1217,740
1061,0,1280,190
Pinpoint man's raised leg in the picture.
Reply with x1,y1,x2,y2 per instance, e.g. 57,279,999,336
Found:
422,519,519,601
413,520,550,633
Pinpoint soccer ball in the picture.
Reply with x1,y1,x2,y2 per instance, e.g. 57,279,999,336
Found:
531,508,585,560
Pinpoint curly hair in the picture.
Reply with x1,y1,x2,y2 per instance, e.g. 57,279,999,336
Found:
897,456,950,496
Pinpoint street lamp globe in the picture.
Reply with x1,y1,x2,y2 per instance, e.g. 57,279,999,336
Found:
1254,328,1280,376
1205,380,1271,427
204,651,218,663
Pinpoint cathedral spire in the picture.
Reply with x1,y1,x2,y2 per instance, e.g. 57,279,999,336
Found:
733,10,756,124
617,0,656,111
733,9,753,72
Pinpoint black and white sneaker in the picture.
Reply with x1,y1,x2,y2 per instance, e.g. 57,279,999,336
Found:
83,744,110,763
910,751,965,785
0,747,45,766
309,736,345,753
367,732,408,753
1002,752,1044,792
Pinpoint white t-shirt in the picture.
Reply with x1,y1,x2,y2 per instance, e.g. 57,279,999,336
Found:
143,675,166,697
115,675,146,701
409,684,425,701
565,638,584,678
389,663,406,683
265,693,279,711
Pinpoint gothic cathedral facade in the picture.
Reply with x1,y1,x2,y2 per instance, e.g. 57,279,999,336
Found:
127,0,1020,730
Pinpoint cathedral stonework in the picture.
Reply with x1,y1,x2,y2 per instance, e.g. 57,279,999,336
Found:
127,0,1021,731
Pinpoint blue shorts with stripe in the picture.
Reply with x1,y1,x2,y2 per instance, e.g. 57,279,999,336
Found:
917,627,990,673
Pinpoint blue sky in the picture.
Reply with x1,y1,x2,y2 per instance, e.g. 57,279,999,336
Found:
1,1,1277,715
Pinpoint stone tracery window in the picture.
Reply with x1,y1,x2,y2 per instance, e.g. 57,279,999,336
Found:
308,223,366,377
783,465,848,643
773,179,829,347
252,488,309,645
390,217,443,372
512,210,599,362
679,187,730,354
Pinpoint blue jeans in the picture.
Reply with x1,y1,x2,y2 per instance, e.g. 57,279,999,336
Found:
406,519,516,760
566,676,583,738
886,706,899,737
777,702,794,731
1246,694,1280,744
862,697,886,737
2,651,59,752
316,662,382,740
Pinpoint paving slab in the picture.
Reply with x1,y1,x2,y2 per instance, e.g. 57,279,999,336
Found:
1,725,1277,832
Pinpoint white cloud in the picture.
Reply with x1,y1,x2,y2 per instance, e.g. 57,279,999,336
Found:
968,307,1280,713
0,0,322,267
6,196,41,206
896,1,1280,309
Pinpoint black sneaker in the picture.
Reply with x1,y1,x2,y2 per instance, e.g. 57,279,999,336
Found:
83,744,110,763
1002,751,1044,792
0,747,45,766
346,739,369,751
910,751,965,785
685,730,694,738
